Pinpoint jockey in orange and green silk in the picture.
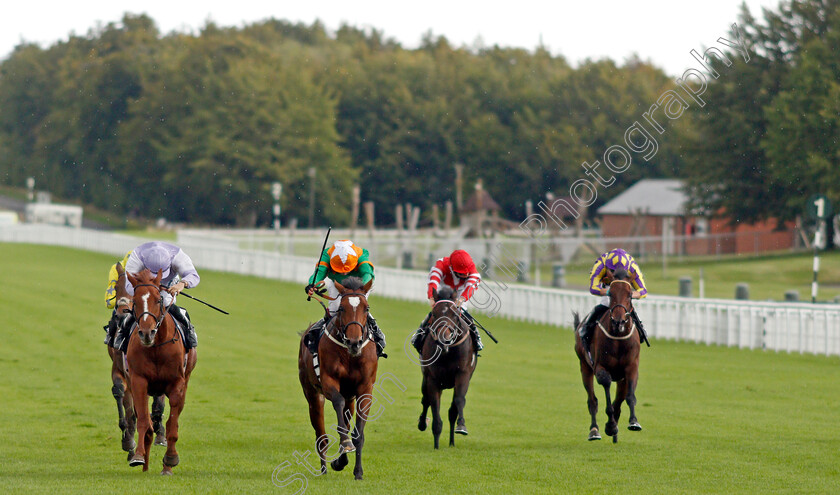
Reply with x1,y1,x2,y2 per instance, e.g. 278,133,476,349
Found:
580,248,649,348
303,240,386,358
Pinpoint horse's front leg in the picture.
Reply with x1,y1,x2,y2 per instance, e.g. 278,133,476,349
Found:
323,381,352,472
449,374,471,446
161,378,187,475
352,386,375,480
423,376,443,449
418,375,430,431
111,358,135,455
626,365,642,431
152,395,167,447
580,360,600,440
595,368,618,441
128,376,151,470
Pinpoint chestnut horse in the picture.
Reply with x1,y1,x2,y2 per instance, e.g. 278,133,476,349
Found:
417,286,476,449
573,269,642,443
298,277,377,481
106,263,166,460
125,269,197,474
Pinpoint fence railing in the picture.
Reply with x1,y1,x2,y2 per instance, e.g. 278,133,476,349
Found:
3,224,838,356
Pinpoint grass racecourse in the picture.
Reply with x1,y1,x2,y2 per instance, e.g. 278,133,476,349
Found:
1,243,839,494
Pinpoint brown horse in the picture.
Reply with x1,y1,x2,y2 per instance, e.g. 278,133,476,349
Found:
298,277,377,480
574,269,642,443
106,263,167,460
417,286,476,449
125,269,198,474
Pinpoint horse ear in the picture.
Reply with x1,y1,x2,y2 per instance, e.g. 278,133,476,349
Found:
335,281,346,294
153,269,163,284
432,288,438,301
362,279,373,294
116,262,124,276
127,272,138,287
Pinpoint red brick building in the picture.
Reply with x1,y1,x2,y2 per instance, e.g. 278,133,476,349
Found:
597,179,796,256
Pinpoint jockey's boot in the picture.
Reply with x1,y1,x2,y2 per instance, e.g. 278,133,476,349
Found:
104,309,119,346
411,312,432,354
581,304,609,351
305,315,330,355
460,309,484,352
169,305,197,350
368,315,387,358
114,313,136,352
631,310,650,346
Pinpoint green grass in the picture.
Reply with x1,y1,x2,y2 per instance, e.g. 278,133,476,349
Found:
1,242,839,494
557,250,840,301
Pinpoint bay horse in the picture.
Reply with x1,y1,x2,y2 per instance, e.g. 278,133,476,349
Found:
106,262,167,460
125,269,197,474
417,286,476,449
298,277,377,481
573,269,642,443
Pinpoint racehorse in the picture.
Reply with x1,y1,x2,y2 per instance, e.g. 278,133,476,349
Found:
417,286,476,449
125,269,198,474
106,263,166,460
298,277,377,480
573,269,642,443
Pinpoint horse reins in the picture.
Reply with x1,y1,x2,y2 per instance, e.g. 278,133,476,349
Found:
325,291,372,351
598,280,636,340
131,283,179,346
428,300,470,348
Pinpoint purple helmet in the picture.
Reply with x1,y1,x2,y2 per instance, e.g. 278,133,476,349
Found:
141,243,172,279
604,248,631,271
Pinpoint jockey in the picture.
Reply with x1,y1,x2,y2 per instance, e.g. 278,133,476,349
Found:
303,239,387,358
112,241,201,352
103,250,132,347
580,248,648,349
411,249,484,354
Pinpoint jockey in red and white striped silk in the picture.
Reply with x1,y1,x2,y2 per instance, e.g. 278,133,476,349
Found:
412,250,484,353
580,248,649,349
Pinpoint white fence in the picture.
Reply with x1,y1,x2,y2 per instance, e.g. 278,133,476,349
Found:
3,224,839,356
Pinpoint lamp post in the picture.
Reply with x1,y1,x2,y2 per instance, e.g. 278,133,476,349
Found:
271,182,282,232
308,167,316,228
26,177,35,202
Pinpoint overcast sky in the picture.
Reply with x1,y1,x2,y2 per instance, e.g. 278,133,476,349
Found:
1,1,781,76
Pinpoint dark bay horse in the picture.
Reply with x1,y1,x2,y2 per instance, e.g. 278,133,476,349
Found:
574,269,642,443
106,263,167,459
298,277,377,480
125,269,197,474
417,286,476,449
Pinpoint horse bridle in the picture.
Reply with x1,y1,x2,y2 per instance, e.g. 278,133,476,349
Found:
326,291,371,349
131,283,171,333
598,280,636,340
428,300,469,348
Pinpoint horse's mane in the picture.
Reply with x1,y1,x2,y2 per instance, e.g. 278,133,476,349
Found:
613,268,629,281
434,286,456,301
340,276,365,291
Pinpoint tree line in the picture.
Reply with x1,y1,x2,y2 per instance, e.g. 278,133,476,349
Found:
0,1,836,232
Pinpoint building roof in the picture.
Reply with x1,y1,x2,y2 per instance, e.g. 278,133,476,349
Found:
597,179,687,216
462,189,501,213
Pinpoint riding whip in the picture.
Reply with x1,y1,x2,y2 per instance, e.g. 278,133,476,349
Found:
179,291,229,315
471,315,499,344
307,227,332,301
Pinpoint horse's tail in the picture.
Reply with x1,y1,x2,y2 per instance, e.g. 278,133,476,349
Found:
572,311,581,332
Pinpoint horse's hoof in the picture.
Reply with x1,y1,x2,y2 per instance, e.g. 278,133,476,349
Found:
126,450,135,462
588,429,601,441
612,435,618,443
154,435,168,447
128,453,145,467
455,425,468,436
160,467,173,476
605,424,618,437
122,437,137,452
418,417,427,431
331,453,348,472
628,422,642,431
163,454,180,467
